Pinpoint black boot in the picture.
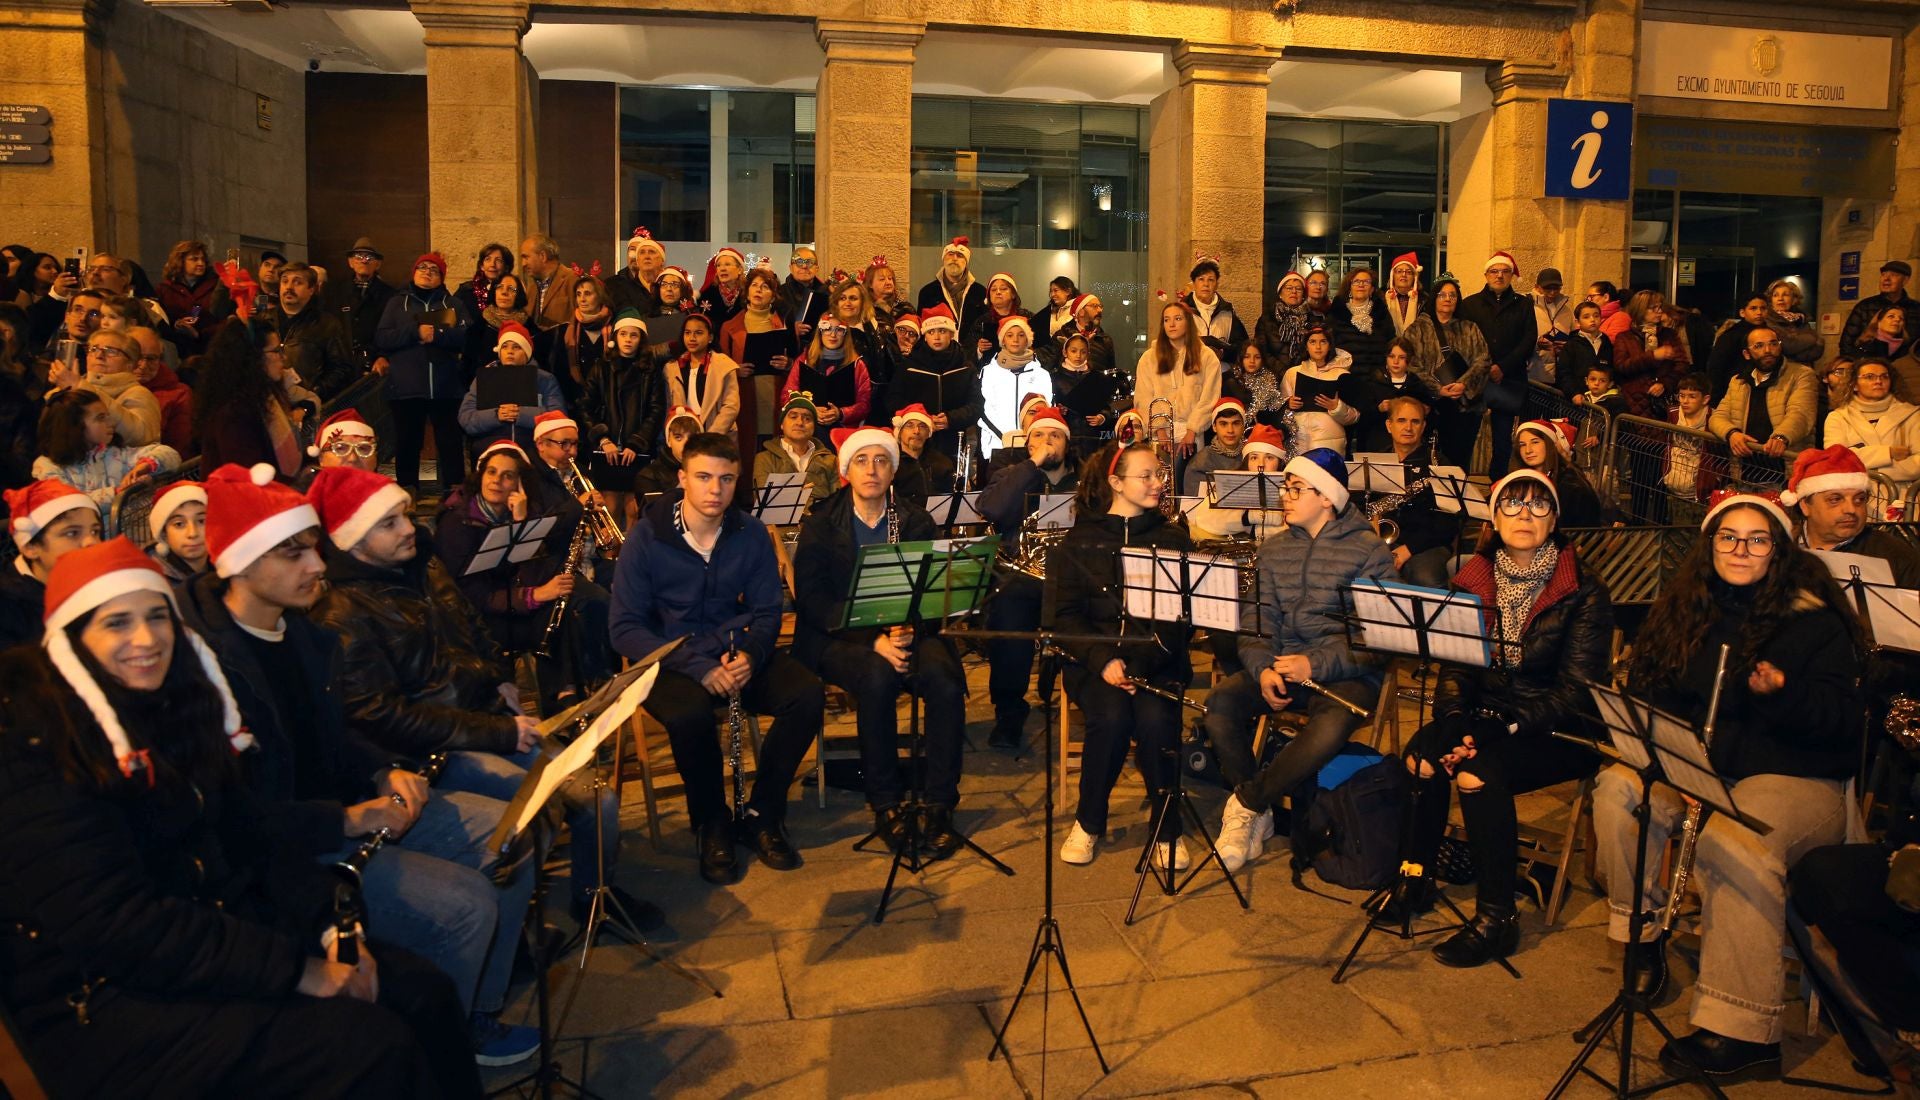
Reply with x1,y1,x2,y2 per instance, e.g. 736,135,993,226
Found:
1625,931,1670,1002
873,804,911,854
1432,905,1520,968
697,818,738,885
920,804,963,860
742,810,801,871
988,712,1025,751
1372,874,1437,926
1658,1029,1782,1084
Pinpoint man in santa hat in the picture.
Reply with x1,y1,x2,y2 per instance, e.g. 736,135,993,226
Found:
606,226,668,317
916,236,989,344
178,462,543,1066
1785,443,1920,586
294,407,381,491
1458,250,1539,473
890,403,953,508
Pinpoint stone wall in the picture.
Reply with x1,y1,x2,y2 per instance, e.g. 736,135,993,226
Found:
97,0,306,267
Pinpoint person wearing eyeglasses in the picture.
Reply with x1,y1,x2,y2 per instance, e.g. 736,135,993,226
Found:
1825,359,1920,505
1388,469,1613,968
1709,325,1819,481
127,326,195,457
781,246,831,345
56,329,163,448
1592,490,1862,1085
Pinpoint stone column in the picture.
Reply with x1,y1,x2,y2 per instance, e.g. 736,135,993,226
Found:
0,0,108,249
1559,0,1638,288
1148,42,1279,309
1446,60,1566,284
411,0,537,273
1889,22,1920,268
813,18,922,276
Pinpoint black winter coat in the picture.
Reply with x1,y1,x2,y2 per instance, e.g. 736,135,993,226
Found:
1046,509,1192,688
323,275,398,357
977,456,1080,543
581,351,668,457
0,565,44,650
176,572,396,854
308,532,520,758
1328,297,1396,377
605,271,659,319
892,341,983,456
1559,331,1614,403
1352,369,1441,453
917,277,990,350
276,305,361,401
790,486,939,666
1435,547,1613,740
1456,286,1538,402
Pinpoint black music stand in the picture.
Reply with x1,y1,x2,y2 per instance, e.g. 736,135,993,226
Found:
1346,454,1410,497
750,472,809,527
1819,554,1920,655
926,490,986,529
840,535,1012,921
1548,680,1770,1100
1329,579,1512,983
1115,544,1253,923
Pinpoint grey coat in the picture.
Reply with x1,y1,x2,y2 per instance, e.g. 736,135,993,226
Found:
1237,505,1399,683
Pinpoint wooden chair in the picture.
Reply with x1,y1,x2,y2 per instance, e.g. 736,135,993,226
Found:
1514,773,1599,926
617,704,761,848
0,1001,47,1100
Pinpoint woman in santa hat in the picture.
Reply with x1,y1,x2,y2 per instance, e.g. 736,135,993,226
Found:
976,313,1052,459
781,317,873,441
697,246,749,330
0,537,481,1097
965,272,1027,365
1254,271,1313,373
1511,418,1608,527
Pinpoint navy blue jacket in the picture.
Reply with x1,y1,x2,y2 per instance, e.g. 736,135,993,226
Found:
609,497,783,682
374,283,472,401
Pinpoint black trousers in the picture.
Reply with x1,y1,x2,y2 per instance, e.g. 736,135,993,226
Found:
1404,721,1597,910
391,395,466,493
985,571,1043,725
1434,403,1484,476
644,651,823,829
1067,666,1181,836
1790,843,1920,1031
1207,671,1374,815
816,636,967,809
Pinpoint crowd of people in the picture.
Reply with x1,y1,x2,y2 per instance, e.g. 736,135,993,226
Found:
3,229,1920,1095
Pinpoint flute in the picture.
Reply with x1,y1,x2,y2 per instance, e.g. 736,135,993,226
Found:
1280,673,1372,720
1126,676,1207,713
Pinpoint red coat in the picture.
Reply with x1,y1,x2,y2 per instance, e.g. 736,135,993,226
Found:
1609,326,1688,418
145,361,195,457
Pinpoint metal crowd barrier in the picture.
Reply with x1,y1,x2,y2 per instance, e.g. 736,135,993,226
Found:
1527,382,1611,484
1561,525,1695,606
112,458,204,545
1600,414,1792,526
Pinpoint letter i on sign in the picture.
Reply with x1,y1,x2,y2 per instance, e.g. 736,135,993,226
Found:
1545,99,1632,201
1570,111,1610,190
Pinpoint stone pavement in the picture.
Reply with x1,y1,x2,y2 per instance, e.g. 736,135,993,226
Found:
483,653,1883,1099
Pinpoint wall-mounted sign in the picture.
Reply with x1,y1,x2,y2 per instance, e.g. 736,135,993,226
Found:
0,104,50,126
0,104,51,165
1636,116,1894,198
1839,277,1861,301
0,144,52,165
0,125,49,144
1544,99,1633,201
1678,259,1696,287
1841,251,1861,276
1639,22,1892,111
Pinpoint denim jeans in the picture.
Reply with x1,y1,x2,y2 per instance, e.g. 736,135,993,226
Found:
1594,764,1850,1043
1206,671,1373,815
389,788,537,1015
438,748,619,909
330,842,497,1015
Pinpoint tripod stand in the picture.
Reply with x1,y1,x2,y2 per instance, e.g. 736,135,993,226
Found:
1124,684,1249,924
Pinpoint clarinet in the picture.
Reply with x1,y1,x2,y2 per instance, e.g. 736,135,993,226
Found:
330,827,390,965
726,631,747,821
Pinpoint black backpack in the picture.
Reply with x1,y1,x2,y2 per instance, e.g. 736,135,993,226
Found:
1291,757,1409,892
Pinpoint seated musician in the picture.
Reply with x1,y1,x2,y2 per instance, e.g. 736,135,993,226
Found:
980,393,1053,482
891,402,954,507
976,405,1079,750
753,391,839,505
1051,438,1194,868
527,409,615,690
178,462,540,1066
791,425,969,856
0,539,481,1098
1594,489,1861,1084
1181,396,1248,495
306,465,656,934
1394,469,1613,967
1786,444,1920,585
1370,395,1461,588
1207,448,1396,872
0,480,103,648
1187,424,1289,543
609,431,825,884
145,478,210,584
1511,418,1609,527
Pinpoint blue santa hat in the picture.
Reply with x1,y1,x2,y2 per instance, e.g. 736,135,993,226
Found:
1283,448,1350,511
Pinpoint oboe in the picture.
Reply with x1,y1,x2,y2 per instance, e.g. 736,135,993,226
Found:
1659,643,1729,935
1126,676,1207,714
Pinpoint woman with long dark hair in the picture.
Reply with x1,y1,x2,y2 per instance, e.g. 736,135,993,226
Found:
1594,491,1863,1084
0,538,479,1098
434,440,573,659
1393,470,1614,966
1049,439,1194,868
1510,418,1608,527
195,323,304,477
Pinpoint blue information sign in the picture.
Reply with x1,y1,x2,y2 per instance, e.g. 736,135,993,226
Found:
1545,99,1633,201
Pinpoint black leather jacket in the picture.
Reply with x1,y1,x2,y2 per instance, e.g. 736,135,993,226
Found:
1434,546,1613,739
581,352,668,458
308,528,520,758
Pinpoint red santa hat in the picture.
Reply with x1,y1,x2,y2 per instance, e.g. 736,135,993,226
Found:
306,466,412,552
148,481,207,542
1779,444,1872,507
701,247,747,293
919,304,959,334
893,312,921,334
308,407,376,457
627,226,666,257
1213,396,1248,421
532,410,577,443
942,236,971,263
666,404,703,432
474,439,529,472
1489,468,1560,513
997,313,1032,341
204,463,320,579
1484,251,1519,275
1026,405,1070,437
1702,488,1794,536
7,479,93,550
1072,293,1102,318
1242,425,1288,462
1514,418,1577,460
987,272,1018,295
659,265,692,290
42,537,250,779
892,403,935,431
832,426,899,479
1113,408,1147,443
495,321,533,356
1390,252,1422,274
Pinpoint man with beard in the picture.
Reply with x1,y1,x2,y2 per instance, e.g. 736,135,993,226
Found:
274,261,360,400
1710,325,1819,482
916,237,989,347
976,406,1078,750
889,403,954,508
1456,251,1539,474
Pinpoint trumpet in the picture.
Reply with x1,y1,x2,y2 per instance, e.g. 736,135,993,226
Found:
1658,644,1729,935
1147,397,1179,519
565,459,625,557
954,429,975,493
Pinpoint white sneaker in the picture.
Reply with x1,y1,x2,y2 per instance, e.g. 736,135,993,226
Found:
1244,808,1276,863
1059,822,1098,865
1216,794,1258,872
1150,837,1192,872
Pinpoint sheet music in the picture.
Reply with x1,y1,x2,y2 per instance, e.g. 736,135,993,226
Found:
1587,688,1653,770
922,536,1000,619
508,515,556,562
1863,585,1920,653
1349,578,1490,667
508,664,659,841
1032,493,1076,530
1345,456,1408,494
927,491,985,527
1209,470,1289,510
753,473,810,526
1176,495,1208,519
1119,547,1241,633
1812,548,1897,586
1427,465,1490,520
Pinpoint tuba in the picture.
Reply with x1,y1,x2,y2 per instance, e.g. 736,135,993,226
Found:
1146,396,1179,518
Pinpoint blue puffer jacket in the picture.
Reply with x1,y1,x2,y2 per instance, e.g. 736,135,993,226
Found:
609,496,783,682
1237,504,1398,684
374,283,472,401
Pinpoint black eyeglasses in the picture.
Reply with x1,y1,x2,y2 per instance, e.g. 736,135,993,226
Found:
1713,532,1774,556
1496,497,1555,517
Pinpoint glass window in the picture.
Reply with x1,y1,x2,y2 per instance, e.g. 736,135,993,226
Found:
1629,189,1822,324
726,91,814,248
619,88,711,242
1264,117,1442,299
